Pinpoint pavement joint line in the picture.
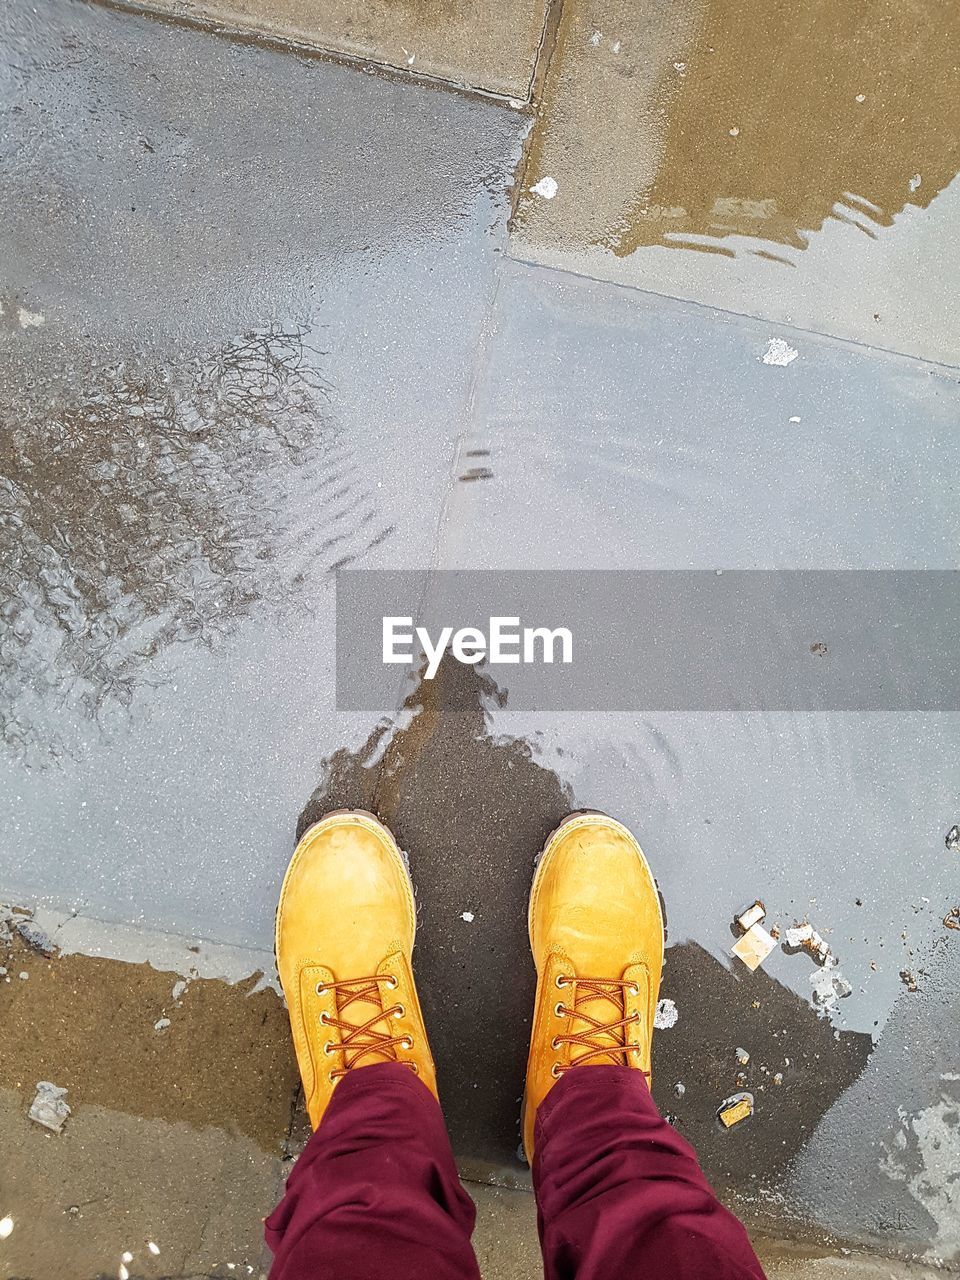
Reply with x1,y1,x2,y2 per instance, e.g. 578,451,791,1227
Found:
85,0,538,110
502,247,960,376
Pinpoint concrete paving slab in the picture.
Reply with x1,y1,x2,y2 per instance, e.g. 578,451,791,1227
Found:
114,0,549,100
0,0,523,947
511,0,960,364
0,923,292,1278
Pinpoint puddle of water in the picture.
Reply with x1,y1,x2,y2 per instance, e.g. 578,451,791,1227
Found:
298,656,876,1231
512,0,960,361
0,329,395,763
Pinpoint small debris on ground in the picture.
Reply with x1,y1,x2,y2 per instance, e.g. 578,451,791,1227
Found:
530,176,558,200
761,338,799,367
946,824,960,851
731,923,776,971
718,1091,754,1128
735,900,765,933
18,971,28,981
154,1017,171,1031
900,967,919,992
735,1047,750,1065
460,911,475,923
29,1081,71,1133
147,1241,160,1256
654,998,678,1029
783,922,831,965
0,1216,13,1239
673,1081,686,1098
15,918,55,957
944,907,960,931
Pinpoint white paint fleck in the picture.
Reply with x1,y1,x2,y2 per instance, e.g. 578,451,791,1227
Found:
121,1252,133,1264
589,30,602,46
400,47,416,65
171,979,188,1001
761,338,799,367
0,1217,13,1240
789,415,801,423
18,307,44,329
153,1017,171,1031
729,126,740,137
460,911,474,923
531,176,558,200
119,1266,129,1280
18,971,28,980
909,173,922,192
654,998,678,1029
612,40,621,53
147,1241,160,1255
855,93,866,103
673,61,687,74
508,99,525,110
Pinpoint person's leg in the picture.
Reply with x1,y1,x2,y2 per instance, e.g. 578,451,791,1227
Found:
533,1067,765,1279
268,810,480,1280
266,1062,479,1280
523,813,766,1280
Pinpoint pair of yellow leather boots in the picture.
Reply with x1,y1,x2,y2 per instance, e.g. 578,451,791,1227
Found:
275,810,664,1162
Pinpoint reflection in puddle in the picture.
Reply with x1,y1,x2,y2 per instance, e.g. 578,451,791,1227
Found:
612,0,960,260
0,328,391,759
520,0,960,262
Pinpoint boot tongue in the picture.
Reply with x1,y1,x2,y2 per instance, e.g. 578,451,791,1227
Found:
336,980,397,1067
570,979,629,1067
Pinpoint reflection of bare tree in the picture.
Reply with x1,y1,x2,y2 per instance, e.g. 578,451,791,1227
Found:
0,328,386,758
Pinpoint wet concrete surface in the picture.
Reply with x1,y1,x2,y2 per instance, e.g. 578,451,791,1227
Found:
111,0,549,100
0,920,292,1278
512,0,960,363
2,0,960,1272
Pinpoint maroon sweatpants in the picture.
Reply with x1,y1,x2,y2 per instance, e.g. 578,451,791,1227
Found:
265,1062,767,1279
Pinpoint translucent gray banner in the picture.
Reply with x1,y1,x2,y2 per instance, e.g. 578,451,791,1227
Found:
335,570,960,711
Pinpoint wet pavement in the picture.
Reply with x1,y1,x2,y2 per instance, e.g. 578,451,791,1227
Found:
1,0,959,1275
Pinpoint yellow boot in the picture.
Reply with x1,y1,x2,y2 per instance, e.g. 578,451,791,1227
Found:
275,810,438,1129
523,812,665,1162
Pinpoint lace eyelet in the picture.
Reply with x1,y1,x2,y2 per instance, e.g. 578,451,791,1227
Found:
551,1036,561,1050
629,984,640,996
551,1063,562,1078
393,1005,405,1019
323,1041,334,1056
401,1036,413,1050
319,1012,329,1025
386,975,399,990
315,983,326,996
555,974,568,988
410,1063,419,1075
554,1002,565,1017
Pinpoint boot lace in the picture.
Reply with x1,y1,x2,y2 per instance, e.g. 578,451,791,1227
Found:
552,975,649,1078
316,974,417,1080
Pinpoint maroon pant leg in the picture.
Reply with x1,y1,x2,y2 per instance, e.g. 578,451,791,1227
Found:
265,1062,480,1280
533,1066,767,1280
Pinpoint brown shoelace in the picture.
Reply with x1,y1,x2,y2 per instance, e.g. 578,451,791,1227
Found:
553,975,649,1076
316,974,417,1080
